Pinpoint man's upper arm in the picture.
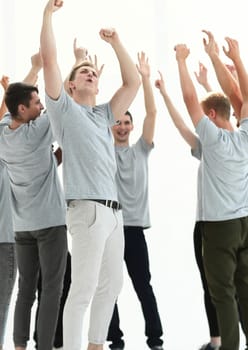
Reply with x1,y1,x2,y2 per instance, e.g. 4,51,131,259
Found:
43,62,63,100
110,85,139,120
240,101,248,120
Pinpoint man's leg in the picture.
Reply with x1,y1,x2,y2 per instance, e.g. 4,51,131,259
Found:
0,243,17,348
53,252,71,348
234,216,248,348
14,232,40,349
123,226,163,349
64,200,123,350
35,225,67,350
193,222,220,347
33,271,42,348
202,219,242,350
88,208,124,348
107,303,125,349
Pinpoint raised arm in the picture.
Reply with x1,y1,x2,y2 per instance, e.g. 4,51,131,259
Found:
99,28,140,119
194,61,212,92
155,70,197,149
40,0,64,99
136,52,156,145
23,52,43,85
223,37,248,119
202,29,242,118
0,76,9,119
175,44,204,127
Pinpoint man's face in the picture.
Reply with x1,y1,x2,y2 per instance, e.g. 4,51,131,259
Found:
69,66,99,95
112,114,133,144
20,91,44,122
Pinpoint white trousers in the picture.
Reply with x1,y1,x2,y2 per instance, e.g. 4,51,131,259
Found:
63,200,124,350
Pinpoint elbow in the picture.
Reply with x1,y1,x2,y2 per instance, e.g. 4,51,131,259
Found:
149,109,157,118
125,77,141,94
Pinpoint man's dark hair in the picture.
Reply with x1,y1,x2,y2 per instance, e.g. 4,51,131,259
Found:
125,110,133,123
5,82,39,117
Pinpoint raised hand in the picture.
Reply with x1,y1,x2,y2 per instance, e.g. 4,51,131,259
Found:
88,54,104,77
136,51,150,78
154,71,166,95
174,44,190,61
99,28,120,45
44,0,63,13
194,61,212,92
31,52,43,71
202,30,219,58
194,62,208,86
223,37,240,63
73,38,88,62
0,75,9,91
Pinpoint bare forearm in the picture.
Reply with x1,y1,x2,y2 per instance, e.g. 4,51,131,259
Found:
161,91,184,129
111,40,140,88
202,81,212,92
142,76,156,117
161,91,197,148
40,10,57,66
40,5,63,99
178,60,197,107
0,100,7,120
210,54,239,96
232,56,248,102
23,67,40,85
209,53,242,117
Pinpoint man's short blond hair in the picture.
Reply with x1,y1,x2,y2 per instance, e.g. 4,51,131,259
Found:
68,61,96,82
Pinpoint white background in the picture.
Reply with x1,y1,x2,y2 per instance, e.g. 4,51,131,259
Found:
1,0,248,349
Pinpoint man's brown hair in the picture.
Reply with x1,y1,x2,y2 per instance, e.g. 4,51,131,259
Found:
201,92,231,120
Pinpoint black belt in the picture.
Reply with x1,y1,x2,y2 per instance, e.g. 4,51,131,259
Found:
91,199,122,210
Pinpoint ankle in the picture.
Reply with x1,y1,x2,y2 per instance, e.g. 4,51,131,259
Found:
210,336,221,348
87,343,103,350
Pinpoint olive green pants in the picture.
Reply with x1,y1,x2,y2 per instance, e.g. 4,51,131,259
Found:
201,217,248,350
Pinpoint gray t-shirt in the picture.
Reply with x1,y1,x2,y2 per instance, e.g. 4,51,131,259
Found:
193,115,248,221
0,113,66,231
115,137,153,228
0,160,14,242
45,88,118,201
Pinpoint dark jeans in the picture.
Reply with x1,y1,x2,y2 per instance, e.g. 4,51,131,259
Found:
13,226,68,350
194,222,220,337
33,252,71,348
107,226,163,349
202,217,248,350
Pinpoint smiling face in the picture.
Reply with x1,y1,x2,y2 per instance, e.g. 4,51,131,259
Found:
112,113,134,145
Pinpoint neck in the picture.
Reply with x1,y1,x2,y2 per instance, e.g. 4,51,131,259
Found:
221,120,234,131
72,91,96,107
9,118,23,130
114,140,129,147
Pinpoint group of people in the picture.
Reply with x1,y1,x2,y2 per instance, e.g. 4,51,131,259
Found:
1,1,248,350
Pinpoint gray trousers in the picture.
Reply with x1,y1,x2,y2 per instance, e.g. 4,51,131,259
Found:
0,243,17,347
13,225,68,350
